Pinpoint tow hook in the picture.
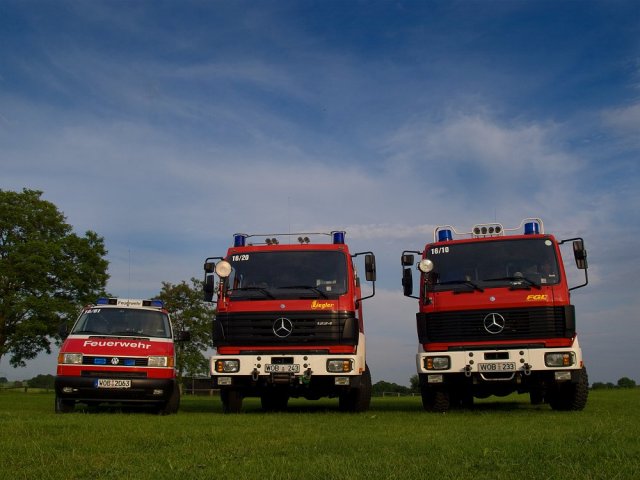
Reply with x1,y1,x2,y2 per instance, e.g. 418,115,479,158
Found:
301,368,313,384
251,368,260,382
523,363,532,376
464,365,473,378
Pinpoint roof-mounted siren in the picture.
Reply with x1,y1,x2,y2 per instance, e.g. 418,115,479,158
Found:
297,236,310,244
233,234,247,247
438,229,453,242
472,223,504,238
524,219,541,235
332,231,345,244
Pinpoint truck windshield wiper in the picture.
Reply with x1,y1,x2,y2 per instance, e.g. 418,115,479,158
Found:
483,276,541,290
279,285,328,298
230,287,275,299
437,280,484,292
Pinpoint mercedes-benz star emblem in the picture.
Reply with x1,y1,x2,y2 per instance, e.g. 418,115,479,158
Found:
483,313,506,334
111,357,120,365
273,317,293,338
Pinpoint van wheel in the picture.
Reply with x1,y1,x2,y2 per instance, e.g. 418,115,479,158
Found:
158,386,180,415
55,395,75,414
221,389,243,413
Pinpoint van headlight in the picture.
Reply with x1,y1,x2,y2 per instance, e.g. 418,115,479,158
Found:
148,356,170,367
60,353,83,364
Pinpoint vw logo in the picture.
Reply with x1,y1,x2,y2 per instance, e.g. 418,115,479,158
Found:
273,317,293,338
111,357,120,365
483,313,506,334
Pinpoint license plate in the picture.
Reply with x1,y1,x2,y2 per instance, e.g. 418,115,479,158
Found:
95,379,132,389
265,364,300,373
478,362,516,372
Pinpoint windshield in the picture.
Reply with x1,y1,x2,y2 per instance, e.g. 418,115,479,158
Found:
226,250,348,300
425,238,560,291
71,307,171,338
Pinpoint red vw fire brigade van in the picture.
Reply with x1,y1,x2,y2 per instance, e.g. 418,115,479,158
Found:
55,298,186,414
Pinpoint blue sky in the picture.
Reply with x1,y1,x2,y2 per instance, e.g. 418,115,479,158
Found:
1,0,639,385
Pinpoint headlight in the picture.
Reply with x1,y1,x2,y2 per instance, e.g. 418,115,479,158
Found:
215,260,232,278
215,359,240,373
60,353,83,364
148,356,170,367
326,359,353,373
425,356,450,370
545,352,576,367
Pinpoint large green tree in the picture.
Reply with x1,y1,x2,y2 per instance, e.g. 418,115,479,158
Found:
157,279,214,379
0,189,109,367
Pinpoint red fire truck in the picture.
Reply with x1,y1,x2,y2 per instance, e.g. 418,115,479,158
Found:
204,231,376,413
55,298,188,414
401,218,589,411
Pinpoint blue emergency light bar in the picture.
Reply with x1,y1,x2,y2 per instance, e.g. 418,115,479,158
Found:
233,234,247,247
231,231,346,246
95,298,163,308
438,229,453,242
524,221,540,235
433,218,544,241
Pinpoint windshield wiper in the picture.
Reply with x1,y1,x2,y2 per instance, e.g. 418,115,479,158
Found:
279,285,328,298
437,280,484,293
483,276,541,290
230,287,275,299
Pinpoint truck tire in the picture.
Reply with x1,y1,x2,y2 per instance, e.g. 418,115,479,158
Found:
529,388,544,405
421,386,450,413
55,395,75,414
158,385,180,415
261,389,289,412
549,367,589,411
338,365,372,412
221,389,243,413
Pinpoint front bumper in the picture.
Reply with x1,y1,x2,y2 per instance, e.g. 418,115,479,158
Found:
55,376,177,404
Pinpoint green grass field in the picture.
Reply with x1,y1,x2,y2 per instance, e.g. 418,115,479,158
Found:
0,390,638,479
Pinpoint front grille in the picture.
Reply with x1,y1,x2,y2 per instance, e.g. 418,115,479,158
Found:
417,306,575,343
81,371,148,378
213,311,358,346
82,356,148,367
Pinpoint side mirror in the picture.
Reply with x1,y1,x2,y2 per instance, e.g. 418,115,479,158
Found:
203,275,215,301
203,261,216,302
175,330,191,342
401,254,414,267
402,268,413,296
58,322,69,340
365,254,376,282
573,240,588,270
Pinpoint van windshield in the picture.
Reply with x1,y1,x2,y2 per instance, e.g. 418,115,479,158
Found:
425,238,560,291
225,250,348,300
72,308,171,338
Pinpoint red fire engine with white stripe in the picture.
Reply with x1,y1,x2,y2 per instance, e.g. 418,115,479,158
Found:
55,298,188,414
402,218,589,411
204,231,376,413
